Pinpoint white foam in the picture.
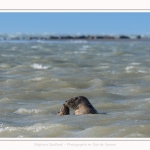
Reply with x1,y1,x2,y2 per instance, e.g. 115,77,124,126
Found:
30,77,44,81
0,123,75,137
73,51,86,54
1,54,15,57
138,70,147,73
0,64,11,68
126,65,147,73
131,62,141,65
125,66,135,73
31,46,38,49
0,98,11,103
14,108,41,115
80,45,90,50
69,40,87,43
99,66,109,69
31,63,50,70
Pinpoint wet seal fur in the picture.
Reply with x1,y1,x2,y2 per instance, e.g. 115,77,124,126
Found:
65,96,98,115
57,104,70,116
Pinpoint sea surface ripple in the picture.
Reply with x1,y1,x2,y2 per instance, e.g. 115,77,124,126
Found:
0,40,150,137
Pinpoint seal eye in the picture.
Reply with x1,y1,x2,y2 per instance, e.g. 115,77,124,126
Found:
74,97,78,100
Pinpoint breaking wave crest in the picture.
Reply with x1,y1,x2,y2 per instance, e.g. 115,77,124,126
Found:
14,108,41,115
31,63,50,69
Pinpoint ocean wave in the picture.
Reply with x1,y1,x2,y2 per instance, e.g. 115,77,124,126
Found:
0,123,77,137
69,40,87,43
0,98,11,103
130,62,141,65
0,123,149,137
125,66,136,73
0,64,12,69
73,51,86,54
30,63,50,70
74,125,150,137
125,66,147,73
29,77,45,81
138,70,147,73
89,78,103,88
1,54,15,57
14,108,41,115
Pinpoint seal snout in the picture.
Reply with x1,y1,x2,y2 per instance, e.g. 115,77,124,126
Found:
65,100,69,104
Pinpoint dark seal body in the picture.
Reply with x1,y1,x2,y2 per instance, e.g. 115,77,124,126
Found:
57,104,70,116
65,96,98,115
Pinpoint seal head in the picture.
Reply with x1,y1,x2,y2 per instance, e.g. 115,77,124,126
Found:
57,104,70,116
65,96,98,115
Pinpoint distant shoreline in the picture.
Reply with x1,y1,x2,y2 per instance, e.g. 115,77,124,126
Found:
1,34,150,41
